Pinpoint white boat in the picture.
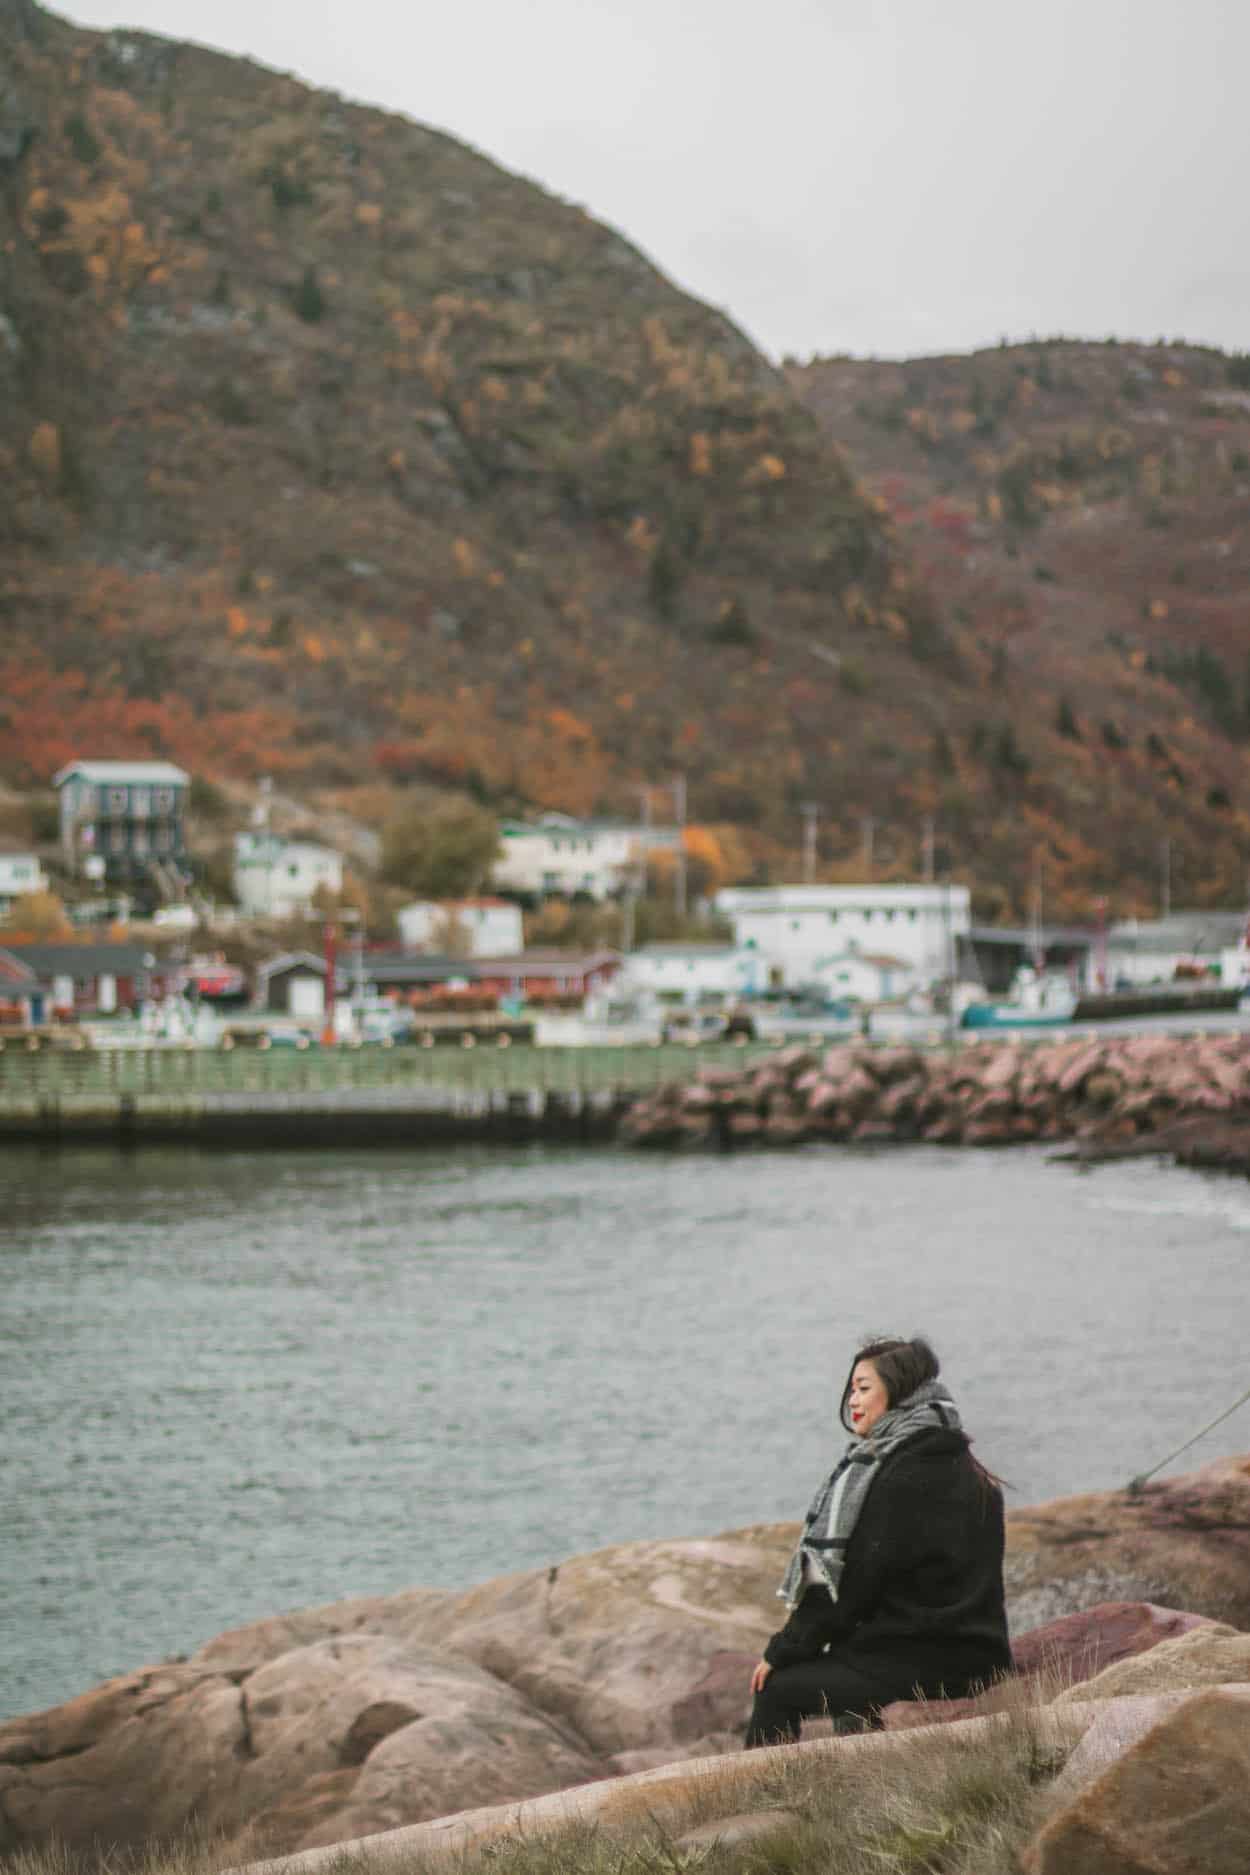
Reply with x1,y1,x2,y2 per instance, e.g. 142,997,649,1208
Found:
747,993,857,1044
533,990,665,1047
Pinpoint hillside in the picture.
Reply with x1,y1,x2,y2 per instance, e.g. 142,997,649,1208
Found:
790,339,1250,919
3,0,1250,922
0,0,936,867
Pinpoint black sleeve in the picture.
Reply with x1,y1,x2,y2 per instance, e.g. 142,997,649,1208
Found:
762,1583,851,1669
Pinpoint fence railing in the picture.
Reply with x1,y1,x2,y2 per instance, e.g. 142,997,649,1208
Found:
0,1040,781,1104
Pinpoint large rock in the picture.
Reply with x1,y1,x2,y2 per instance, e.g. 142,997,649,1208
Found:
879,1600,1224,1731
1011,1601,1223,1685
1052,1622,1250,1706
259,1640,604,1855
0,1667,250,1854
1024,1686,1250,1874
1004,1453,1250,1631
0,1528,790,1858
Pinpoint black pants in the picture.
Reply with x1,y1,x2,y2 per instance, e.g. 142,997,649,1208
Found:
744,1658,912,1749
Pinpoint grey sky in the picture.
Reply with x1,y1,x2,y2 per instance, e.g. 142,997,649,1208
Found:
61,0,1250,363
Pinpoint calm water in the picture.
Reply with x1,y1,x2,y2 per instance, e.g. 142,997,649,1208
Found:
3,1141,1249,1721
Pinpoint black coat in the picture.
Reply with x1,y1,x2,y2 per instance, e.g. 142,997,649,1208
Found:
763,1426,1012,1699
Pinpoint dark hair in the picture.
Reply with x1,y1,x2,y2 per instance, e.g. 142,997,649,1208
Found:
838,1334,940,1432
841,1333,1009,1491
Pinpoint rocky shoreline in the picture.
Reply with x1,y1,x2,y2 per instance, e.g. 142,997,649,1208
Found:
2,1455,1248,1862
617,1031,1250,1171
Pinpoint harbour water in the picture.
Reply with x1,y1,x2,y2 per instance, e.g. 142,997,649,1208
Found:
4,1140,1249,1721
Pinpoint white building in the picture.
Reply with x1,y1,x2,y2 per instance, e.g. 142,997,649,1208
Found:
619,942,767,1006
492,813,680,901
809,949,915,1004
397,897,524,956
715,884,971,989
233,832,343,921
0,852,49,917
1105,911,1246,989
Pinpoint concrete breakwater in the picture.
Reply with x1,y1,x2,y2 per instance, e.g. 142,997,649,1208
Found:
618,1031,1250,1169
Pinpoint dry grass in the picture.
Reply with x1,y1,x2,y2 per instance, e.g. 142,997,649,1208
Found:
0,1681,1080,1875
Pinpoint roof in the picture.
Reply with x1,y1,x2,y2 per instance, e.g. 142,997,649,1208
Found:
0,941,155,979
53,760,189,786
1107,912,1246,955
634,942,739,959
969,925,1094,948
473,949,621,973
347,947,623,986
815,950,911,972
362,953,473,986
235,832,341,859
256,951,332,980
718,883,971,909
399,897,517,912
0,950,40,985
499,817,679,843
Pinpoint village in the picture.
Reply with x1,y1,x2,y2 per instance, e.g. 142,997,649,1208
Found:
2,756,1248,1051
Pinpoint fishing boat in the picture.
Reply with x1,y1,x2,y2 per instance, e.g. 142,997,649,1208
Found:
960,969,1078,1031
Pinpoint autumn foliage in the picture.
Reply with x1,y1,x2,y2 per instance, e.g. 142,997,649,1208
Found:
2,7,1249,922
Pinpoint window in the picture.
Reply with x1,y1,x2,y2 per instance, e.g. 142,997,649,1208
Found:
109,825,126,854
154,787,176,812
131,787,150,817
132,826,149,855
107,786,128,815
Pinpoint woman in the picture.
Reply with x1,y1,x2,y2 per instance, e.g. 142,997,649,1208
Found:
745,1335,1011,1747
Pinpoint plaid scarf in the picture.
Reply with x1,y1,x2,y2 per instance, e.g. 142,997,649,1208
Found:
777,1379,962,1608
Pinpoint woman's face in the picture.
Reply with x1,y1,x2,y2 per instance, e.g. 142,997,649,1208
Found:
848,1360,890,1437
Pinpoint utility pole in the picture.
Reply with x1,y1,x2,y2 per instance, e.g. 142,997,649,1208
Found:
1030,850,1045,971
322,919,337,1046
922,816,935,885
800,802,820,885
1160,837,1172,920
861,815,875,875
672,772,687,922
626,784,652,953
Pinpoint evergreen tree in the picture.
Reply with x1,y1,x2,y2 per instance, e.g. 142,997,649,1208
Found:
293,265,326,324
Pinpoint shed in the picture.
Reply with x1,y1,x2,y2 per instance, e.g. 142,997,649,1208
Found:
256,951,346,1019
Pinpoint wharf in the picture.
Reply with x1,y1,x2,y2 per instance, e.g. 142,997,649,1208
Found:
0,1040,778,1148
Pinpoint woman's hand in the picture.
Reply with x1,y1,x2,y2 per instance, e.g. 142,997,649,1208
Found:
750,1659,772,1695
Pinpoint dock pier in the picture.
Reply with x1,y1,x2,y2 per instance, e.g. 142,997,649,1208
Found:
0,1040,775,1149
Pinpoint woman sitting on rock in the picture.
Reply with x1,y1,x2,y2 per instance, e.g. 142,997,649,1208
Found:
746,1334,1012,1747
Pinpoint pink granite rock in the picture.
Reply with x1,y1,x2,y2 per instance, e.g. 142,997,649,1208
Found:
880,1602,1224,1732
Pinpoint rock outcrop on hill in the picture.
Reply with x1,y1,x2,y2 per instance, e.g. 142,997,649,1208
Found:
1,1455,1247,1859
618,1032,1250,1167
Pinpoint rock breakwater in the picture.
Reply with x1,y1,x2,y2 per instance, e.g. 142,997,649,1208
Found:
617,1032,1250,1166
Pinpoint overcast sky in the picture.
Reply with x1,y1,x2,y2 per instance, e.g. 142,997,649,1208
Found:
62,0,1250,363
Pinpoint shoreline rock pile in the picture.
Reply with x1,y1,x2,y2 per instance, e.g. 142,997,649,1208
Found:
617,1032,1250,1166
